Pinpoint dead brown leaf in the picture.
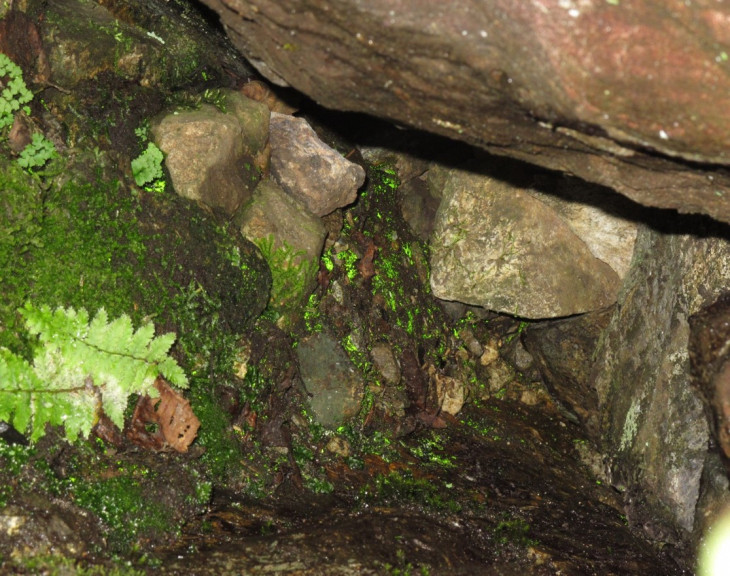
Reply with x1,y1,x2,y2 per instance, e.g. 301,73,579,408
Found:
126,377,200,453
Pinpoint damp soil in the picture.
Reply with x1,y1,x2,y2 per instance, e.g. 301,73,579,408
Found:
154,401,686,575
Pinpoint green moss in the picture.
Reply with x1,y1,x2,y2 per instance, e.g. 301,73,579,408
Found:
493,514,537,547
254,235,317,325
72,475,173,553
360,470,461,513
405,432,457,470
1,554,145,575
189,380,243,480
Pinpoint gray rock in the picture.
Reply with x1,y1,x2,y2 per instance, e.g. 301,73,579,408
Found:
529,175,638,280
269,112,365,216
429,165,620,318
152,105,260,215
592,222,730,536
297,333,364,428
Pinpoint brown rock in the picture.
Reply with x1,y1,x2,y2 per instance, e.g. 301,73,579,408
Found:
269,112,366,216
690,294,730,467
202,0,730,224
152,105,260,215
522,308,613,438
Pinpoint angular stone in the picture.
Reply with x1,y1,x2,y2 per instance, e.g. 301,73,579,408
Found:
269,112,365,216
529,175,638,279
429,165,620,318
235,178,326,299
370,343,401,386
297,333,364,428
152,105,259,214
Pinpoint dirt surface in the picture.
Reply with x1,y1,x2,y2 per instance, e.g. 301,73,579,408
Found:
155,402,687,575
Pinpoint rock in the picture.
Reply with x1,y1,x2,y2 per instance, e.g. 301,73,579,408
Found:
400,175,441,242
591,219,730,537
429,164,620,318
152,105,261,215
433,373,465,416
235,178,326,314
201,0,730,225
268,112,365,216
44,0,249,89
689,294,730,468
222,89,271,171
370,343,401,385
297,333,364,428
529,175,638,279
0,498,100,560
522,308,613,439
240,79,302,114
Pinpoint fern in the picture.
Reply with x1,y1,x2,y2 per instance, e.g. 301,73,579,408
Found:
0,303,187,442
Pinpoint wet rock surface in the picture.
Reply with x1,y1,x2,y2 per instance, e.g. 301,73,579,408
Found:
201,0,730,225
522,308,613,438
156,402,685,576
429,163,620,318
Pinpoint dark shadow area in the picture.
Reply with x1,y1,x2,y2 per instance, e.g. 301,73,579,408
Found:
300,102,730,244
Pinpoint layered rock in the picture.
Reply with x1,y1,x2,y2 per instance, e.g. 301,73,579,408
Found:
202,0,730,224
591,219,730,539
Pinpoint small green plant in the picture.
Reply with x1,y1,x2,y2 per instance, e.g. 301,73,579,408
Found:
0,303,187,442
0,53,32,129
254,234,317,320
131,141,165,190
0,53,57,172
17,132,57,172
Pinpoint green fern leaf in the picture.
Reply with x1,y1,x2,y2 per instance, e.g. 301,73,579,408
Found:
129,322,156,355
146,331,176,362
0,303,190,443
0,349,36,433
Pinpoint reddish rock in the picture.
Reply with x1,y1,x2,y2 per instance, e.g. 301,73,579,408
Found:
202,0,730,223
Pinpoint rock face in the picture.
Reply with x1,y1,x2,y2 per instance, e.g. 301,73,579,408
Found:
269,112,365,216
202,0,730,225
297,332,364,428
522,308,613,438
429,164,623,318
591,220,730,538
690,295,730,470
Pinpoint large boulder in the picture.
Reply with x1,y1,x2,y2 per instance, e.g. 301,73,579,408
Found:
428,163,624,318
202,0,730,224
591,218,730,541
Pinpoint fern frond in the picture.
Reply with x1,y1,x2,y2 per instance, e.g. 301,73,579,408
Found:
0,303,189,442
